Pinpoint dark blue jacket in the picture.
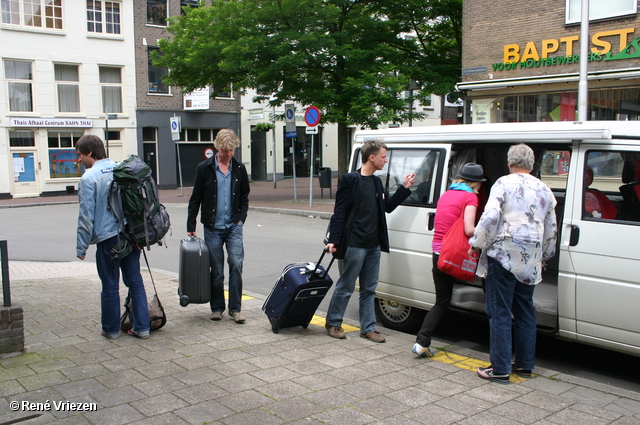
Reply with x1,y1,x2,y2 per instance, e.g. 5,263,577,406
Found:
327,170,410,253
187,156,250,232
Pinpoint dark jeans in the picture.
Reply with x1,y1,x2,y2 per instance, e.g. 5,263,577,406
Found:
415,254,455,347
204,224,244,314
485,257,537,374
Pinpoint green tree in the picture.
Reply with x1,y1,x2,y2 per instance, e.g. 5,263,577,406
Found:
156,0,461,175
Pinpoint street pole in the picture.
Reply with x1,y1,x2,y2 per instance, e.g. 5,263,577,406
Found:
292,137,297,200
105,108,109,158
578,0,589,122
309,133,314,207
272,104,277,189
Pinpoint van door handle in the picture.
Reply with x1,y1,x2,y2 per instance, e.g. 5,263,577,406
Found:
428,212,435,230
569,225,580,246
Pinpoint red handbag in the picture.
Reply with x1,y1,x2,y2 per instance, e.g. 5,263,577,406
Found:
436,198,478,282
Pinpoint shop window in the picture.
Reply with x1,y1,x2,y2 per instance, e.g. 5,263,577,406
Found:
5,60,33,112
181,128,214,142
9,129,35,147
566,0,637,24
87,0,121,35
99,66,123,114
55,64,81,113
1,0,63,29
148,47,169,94
48,131,83,179
147,0,167,26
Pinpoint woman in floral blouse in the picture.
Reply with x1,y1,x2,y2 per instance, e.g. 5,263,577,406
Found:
469,143,557,384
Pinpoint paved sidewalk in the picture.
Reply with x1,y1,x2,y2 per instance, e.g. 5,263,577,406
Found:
2,260,640,424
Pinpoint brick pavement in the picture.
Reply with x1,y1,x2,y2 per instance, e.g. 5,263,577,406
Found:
2,261,640,424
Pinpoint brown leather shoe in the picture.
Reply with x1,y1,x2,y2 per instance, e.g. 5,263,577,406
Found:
360,331,385,343
325,324,346,339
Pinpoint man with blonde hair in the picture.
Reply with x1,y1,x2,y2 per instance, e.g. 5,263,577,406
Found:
187,129,250,323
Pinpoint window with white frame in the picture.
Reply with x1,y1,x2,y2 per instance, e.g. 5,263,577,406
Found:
566,0,637,24
148,47,169,94
147,0,167,26
5,60,33,112
9,129,35,147
87,0,121,35
55,64,81,113
180,0,198,15
99,66,123,114
213,85,233,98
1,0,63,29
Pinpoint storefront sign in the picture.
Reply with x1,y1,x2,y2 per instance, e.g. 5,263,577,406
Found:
493,27,639,72
10,118,93,127
184,87,210,110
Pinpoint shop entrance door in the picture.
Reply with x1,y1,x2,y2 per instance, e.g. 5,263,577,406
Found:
11,151,39,197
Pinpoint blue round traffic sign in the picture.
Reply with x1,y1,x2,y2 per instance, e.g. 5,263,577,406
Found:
304,106,321,127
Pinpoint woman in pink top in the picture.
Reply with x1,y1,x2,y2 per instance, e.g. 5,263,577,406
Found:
412,163,485,357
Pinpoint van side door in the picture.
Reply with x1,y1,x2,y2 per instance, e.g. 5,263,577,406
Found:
566,144,640,356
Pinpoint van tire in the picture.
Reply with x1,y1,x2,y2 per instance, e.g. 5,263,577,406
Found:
374,298,426,334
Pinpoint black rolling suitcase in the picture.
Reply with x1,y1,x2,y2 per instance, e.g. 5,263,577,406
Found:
178,236,211,306
263,249,335,333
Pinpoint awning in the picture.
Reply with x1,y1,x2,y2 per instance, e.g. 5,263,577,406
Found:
456,67,640,92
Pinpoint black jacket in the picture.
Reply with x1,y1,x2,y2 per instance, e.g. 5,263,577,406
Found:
327,170,410,253
187,156,250,232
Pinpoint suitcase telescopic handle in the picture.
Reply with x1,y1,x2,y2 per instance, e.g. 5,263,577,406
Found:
313,248,335,279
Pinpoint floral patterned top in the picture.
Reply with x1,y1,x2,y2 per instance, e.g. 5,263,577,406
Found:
469,173,558,285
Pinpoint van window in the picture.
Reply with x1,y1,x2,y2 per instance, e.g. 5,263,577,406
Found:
355,148,444,206
539,150,571,190
584,150,640,222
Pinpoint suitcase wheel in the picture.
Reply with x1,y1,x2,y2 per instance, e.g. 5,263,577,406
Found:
179,295,190,307
272,324,280,334
302,323,309,329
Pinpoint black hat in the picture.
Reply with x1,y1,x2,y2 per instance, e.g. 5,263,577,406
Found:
457,163,486,182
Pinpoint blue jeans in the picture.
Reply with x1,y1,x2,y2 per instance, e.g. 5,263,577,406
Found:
326,245,381,334
485,257,537,374
96,236,149,336
204,224,244,314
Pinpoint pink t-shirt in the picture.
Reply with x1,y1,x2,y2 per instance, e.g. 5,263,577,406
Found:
432,190,479,253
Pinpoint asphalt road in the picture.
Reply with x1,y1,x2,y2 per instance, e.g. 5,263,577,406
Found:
2,203,640,393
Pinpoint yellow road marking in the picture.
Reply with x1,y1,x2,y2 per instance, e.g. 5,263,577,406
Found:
312,316,532,383
224,291,254,301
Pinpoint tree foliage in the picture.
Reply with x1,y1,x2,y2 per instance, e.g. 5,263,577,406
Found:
155,0,462,175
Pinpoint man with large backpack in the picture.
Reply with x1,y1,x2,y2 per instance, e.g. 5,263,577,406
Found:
76,135,150,340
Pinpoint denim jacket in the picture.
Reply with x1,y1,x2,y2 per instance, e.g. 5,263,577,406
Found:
76,159,119,257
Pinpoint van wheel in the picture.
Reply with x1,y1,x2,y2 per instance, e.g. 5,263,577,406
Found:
374,298,425,334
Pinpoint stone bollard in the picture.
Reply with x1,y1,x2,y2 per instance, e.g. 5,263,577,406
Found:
0,303,25,354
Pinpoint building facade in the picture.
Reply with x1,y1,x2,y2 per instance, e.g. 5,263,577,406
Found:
458,0,640,123
133,0,241,189
1,0,138,198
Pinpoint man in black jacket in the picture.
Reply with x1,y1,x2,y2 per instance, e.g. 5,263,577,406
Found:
187,129,250,323
325,140,414,342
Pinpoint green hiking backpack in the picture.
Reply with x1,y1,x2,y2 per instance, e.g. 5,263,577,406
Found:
109,155,171,260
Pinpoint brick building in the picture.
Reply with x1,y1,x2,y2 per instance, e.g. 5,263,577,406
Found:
457,0,640,123
133,0,241,189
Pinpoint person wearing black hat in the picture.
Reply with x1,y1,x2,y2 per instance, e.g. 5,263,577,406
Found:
412,162,486,358
470,143,557,384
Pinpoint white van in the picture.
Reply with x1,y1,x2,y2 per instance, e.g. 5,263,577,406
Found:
351,121,640,357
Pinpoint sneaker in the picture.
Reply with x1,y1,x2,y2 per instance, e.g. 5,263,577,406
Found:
359,331,386,343
127,329,150,339
101,330,119,339
412,343,435,358
325,324,346,339
477,366,509,384
210,311,223,321
231,312,245,323
512,363,532,378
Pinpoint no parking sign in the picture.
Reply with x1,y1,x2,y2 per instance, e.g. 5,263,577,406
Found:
304,106,321,127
